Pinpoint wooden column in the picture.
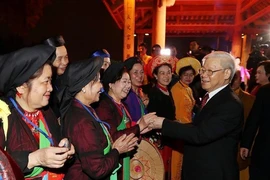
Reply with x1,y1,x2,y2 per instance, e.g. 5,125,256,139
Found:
152,0,167,48
231,32,242,57
231,0,242,57
123,0,135,60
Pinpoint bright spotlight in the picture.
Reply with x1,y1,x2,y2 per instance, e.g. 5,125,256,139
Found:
160,48,171,56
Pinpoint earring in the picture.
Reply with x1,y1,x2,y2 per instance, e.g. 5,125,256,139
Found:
16,92,22,98
82,88,86,93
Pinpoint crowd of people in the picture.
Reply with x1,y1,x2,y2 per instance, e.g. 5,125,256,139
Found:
0,37,269,180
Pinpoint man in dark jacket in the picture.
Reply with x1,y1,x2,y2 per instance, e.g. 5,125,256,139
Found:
147,51,243,180
240,82,270,180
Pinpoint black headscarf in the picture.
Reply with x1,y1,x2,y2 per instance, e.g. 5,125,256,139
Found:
0,45,55,97
57,56,103,119
44,35,65,48
124,56,142,71
102,62,125,92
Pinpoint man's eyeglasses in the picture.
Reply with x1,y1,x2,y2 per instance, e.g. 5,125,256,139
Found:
199,68,224,76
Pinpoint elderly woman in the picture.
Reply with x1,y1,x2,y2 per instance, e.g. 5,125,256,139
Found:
146,55,176,121
58,57,139,180
146,55,176,179
122,57,148,124
170,57,201,180
0,45,75,179
95,62,156,179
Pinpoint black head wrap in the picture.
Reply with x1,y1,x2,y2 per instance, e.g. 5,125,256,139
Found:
102,62,125,92
123,56,142,71
57,56,103,119
0,45,55,97
44,35,65,47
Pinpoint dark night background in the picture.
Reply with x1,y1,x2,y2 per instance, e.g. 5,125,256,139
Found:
0,0,231,61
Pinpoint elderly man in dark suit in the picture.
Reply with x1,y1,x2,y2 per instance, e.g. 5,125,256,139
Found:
148,51,243,180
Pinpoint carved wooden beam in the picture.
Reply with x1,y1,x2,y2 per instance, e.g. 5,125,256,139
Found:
240,6,270,26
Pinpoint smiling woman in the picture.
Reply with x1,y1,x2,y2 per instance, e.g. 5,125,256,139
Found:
170,57,201,180
95,62,157,180
0,44,75,179
122,57,147,123
57,57,140,180
146,55,176,180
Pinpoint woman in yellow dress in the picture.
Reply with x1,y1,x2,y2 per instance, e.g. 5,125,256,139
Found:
170,57,201,180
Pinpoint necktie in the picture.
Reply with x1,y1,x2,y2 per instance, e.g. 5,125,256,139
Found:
201,93,209,109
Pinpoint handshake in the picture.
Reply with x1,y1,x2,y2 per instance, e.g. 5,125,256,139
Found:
111,113,165,155
137,112,165,134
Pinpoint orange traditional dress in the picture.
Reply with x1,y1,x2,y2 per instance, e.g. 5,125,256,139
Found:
170,80,195,180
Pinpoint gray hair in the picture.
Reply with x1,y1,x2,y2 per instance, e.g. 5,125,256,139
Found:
203,51,236,81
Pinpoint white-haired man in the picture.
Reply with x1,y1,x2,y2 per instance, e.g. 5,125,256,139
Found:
149,51,243,180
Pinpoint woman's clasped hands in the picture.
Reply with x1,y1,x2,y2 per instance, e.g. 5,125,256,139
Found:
112,133,139,154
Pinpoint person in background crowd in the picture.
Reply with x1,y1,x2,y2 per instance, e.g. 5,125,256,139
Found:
91,49,111,72
189,41,199,54
246,49,268,93
170,57,201,180
44,35,69,76
169,45,178,64
231,70,255,180
58,57,138,180
151,44,161,58
240,82,270,180
235,57,250,91
0,44,75,179
187,41,209,64
138,43,152,85
44,35,69,118
167,45,179,75
146,51,243,180
138,43,152,66
250,60,270,96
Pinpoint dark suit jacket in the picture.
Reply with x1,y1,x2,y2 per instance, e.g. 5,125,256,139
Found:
241,83,270,172
162,85,243,180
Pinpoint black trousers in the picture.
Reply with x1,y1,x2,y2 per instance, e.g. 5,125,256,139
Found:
249,165,270,180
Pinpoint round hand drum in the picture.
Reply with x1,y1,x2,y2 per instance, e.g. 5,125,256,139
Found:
130,139,164,180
